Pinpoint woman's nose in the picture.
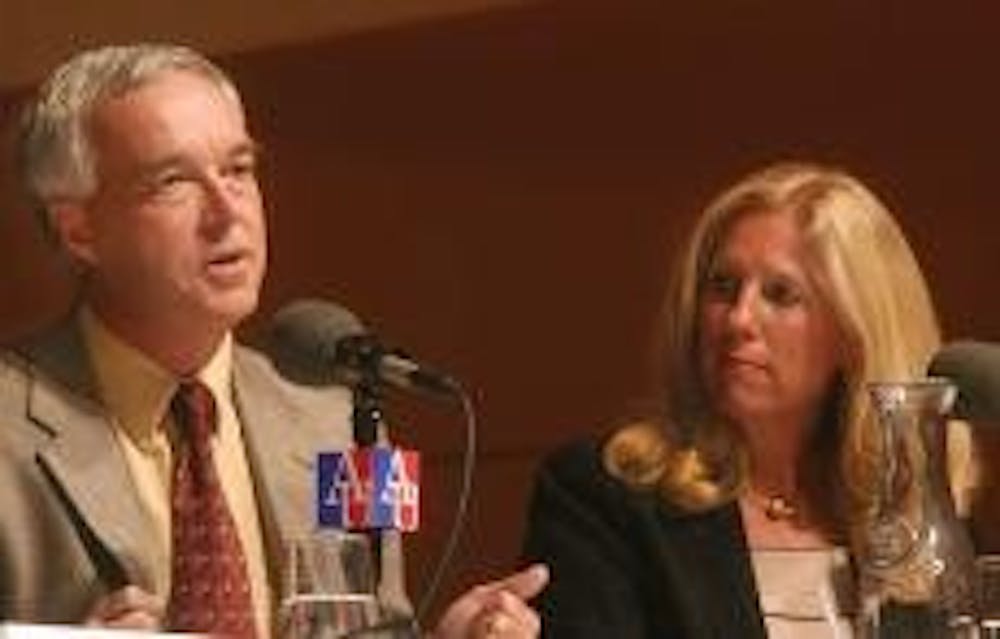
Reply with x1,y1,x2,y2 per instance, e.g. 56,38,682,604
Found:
726,286,760,333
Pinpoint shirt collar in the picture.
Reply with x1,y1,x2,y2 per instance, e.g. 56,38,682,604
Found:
81,308,234,448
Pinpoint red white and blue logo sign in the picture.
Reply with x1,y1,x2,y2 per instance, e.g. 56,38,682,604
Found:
316,447,420,532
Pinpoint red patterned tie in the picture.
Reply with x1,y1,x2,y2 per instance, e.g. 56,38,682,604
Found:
167,380,258,639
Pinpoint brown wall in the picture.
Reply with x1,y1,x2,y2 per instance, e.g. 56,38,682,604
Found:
3,0,1000,623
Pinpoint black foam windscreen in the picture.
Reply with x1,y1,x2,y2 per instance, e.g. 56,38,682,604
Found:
267,298,365,386
928,340,1000,421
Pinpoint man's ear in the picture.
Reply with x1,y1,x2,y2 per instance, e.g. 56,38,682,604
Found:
49,202,99,266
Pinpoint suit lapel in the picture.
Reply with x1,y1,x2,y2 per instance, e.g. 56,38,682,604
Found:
233,349,411,615
21,320,157,591
233,348,318,553
659,501,764,637
702,504,764,633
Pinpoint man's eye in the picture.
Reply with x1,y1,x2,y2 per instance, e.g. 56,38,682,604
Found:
139,170,193,201
225,155,258,180
150,166,193,187
159,172,187,187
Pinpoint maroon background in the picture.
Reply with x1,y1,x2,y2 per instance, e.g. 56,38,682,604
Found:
2,1,1000,623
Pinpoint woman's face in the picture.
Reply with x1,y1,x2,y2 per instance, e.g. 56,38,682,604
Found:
697,209,842,430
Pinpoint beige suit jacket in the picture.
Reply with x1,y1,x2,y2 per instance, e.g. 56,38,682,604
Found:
0,318,408,624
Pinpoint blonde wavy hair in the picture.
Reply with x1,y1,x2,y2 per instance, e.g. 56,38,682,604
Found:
604,162,941,542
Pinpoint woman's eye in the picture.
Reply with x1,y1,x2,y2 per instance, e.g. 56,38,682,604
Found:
762,279,802,307
704,273,740,301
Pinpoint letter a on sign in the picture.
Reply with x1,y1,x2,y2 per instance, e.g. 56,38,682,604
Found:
317,451,366,528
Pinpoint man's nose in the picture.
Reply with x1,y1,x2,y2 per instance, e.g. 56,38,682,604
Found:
200,174,240,232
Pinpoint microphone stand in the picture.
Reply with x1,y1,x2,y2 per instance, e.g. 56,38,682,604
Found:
351,343,417,637
346,334,475,639
352,371,383,448
351,373,384,568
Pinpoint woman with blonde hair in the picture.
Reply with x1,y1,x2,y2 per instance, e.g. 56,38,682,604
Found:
522,162,959,637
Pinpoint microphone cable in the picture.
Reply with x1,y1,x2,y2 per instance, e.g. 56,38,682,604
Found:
414,378,478,626
328,378,478,638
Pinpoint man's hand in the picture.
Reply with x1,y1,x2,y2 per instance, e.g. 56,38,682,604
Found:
84,585,164,630
430,564,549,639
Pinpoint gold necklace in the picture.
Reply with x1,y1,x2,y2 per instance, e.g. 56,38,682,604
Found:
761,494,798,521
745,488,799,521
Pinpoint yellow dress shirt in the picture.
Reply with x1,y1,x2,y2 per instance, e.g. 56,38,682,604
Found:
81,310,273,638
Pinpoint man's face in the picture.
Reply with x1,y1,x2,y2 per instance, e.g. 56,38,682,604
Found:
62,69,267,338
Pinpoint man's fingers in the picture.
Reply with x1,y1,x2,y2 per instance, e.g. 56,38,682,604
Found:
85,585,164,629
430,565,548,639
102,609,162,630
491,564,549,601
494,590,541,634
473,590,542,639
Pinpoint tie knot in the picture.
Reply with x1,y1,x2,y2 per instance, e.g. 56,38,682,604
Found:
171,380,217,444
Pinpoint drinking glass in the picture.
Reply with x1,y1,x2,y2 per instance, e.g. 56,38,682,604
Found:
280,531,382,639
979,554,1000,638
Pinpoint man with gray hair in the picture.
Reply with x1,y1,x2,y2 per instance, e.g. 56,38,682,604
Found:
1,43,545,638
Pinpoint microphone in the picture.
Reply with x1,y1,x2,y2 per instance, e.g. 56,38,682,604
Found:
927,341,1000,421
271,299,474,629
268,300,480,637
268,300,429,531
268,299,460,397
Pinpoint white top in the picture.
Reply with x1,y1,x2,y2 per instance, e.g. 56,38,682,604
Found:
751,548,855,639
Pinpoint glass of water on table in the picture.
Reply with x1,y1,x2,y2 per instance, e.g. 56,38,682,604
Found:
280,531,383,639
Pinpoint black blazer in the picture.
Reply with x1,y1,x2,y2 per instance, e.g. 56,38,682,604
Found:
522,440,766,639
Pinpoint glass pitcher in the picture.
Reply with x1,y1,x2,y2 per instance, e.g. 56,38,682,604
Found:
857,378,979,638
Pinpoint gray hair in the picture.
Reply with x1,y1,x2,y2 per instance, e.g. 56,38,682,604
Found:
16,43,241,230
